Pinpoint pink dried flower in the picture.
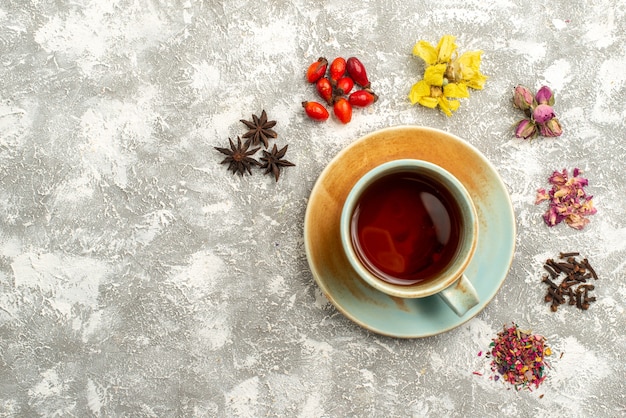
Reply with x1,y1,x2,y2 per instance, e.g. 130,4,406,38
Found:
511,84,562,138
536,168,596,229
535,188,549,204
533,104,555,124
515,119,537,139
548,169,568,186
540,117,563,137
535,86,554,105
513,85,534,110
543,206,563,226
565,213,590,230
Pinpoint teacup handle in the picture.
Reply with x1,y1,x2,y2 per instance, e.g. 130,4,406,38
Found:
438,274,479,316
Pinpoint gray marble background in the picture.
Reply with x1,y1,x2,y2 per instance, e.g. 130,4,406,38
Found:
0,0,625,417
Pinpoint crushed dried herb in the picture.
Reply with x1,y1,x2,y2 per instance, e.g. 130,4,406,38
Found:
485,323,551,391
240,109,278,148
214,137,260,176
541,253,599,312
260,144,295,182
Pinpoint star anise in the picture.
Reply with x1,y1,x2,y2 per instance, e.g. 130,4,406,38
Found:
260,144,295,182
240,110,277,148
214,136,260,176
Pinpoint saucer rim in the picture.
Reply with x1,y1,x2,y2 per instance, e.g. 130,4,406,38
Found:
303,125,516,338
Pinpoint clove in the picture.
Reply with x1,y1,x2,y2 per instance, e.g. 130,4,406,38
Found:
541,254,599,312
548,287,565,304
567,288,576,305
582,258,598,280
542,275,559,289
543,264,559,279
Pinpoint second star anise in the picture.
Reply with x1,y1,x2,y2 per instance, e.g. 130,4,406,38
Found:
260,144,295,182
240,110,277,148
214,136,260,176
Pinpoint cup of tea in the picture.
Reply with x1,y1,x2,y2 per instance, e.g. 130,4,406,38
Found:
339,159,480,316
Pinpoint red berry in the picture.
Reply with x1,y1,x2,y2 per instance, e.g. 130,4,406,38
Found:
316,77,333,104
335,77,354,95
346,57,370,88
333,98,352,124
306,57,328,83
302,101,329,121
329,57,346,82
348,90,378,107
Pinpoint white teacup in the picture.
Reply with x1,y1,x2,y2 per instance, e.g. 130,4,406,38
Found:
339,159,479,316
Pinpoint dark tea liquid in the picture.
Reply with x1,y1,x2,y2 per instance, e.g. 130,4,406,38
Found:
350,172,462,285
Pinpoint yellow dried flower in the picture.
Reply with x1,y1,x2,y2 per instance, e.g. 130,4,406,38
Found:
447,50,487,90
409,35,487,116
408,78,469,117
412,34,457,65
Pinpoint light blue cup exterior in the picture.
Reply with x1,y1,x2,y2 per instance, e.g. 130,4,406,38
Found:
340,159,479,317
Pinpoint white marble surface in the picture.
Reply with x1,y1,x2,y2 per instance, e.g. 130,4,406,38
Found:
0,0,625,417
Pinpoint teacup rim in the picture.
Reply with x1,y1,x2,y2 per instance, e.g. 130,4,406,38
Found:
339,158,478,298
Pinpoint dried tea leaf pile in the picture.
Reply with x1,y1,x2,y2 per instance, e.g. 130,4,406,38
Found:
485,324,551,391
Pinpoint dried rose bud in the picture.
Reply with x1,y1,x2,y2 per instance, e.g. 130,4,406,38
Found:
533,104,555,124
511,84,562,138
513,85,534,110
535,86,555,106
540,117,563,137
515,118,537,139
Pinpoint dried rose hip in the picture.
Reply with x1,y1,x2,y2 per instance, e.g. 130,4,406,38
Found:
329,57,347,82
316,77,333,104
333,98,352,124
335,76,354,95
348,90,378,107
346,57,370,88
303,55,376,124
306,57,328,84
302,101,330,121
